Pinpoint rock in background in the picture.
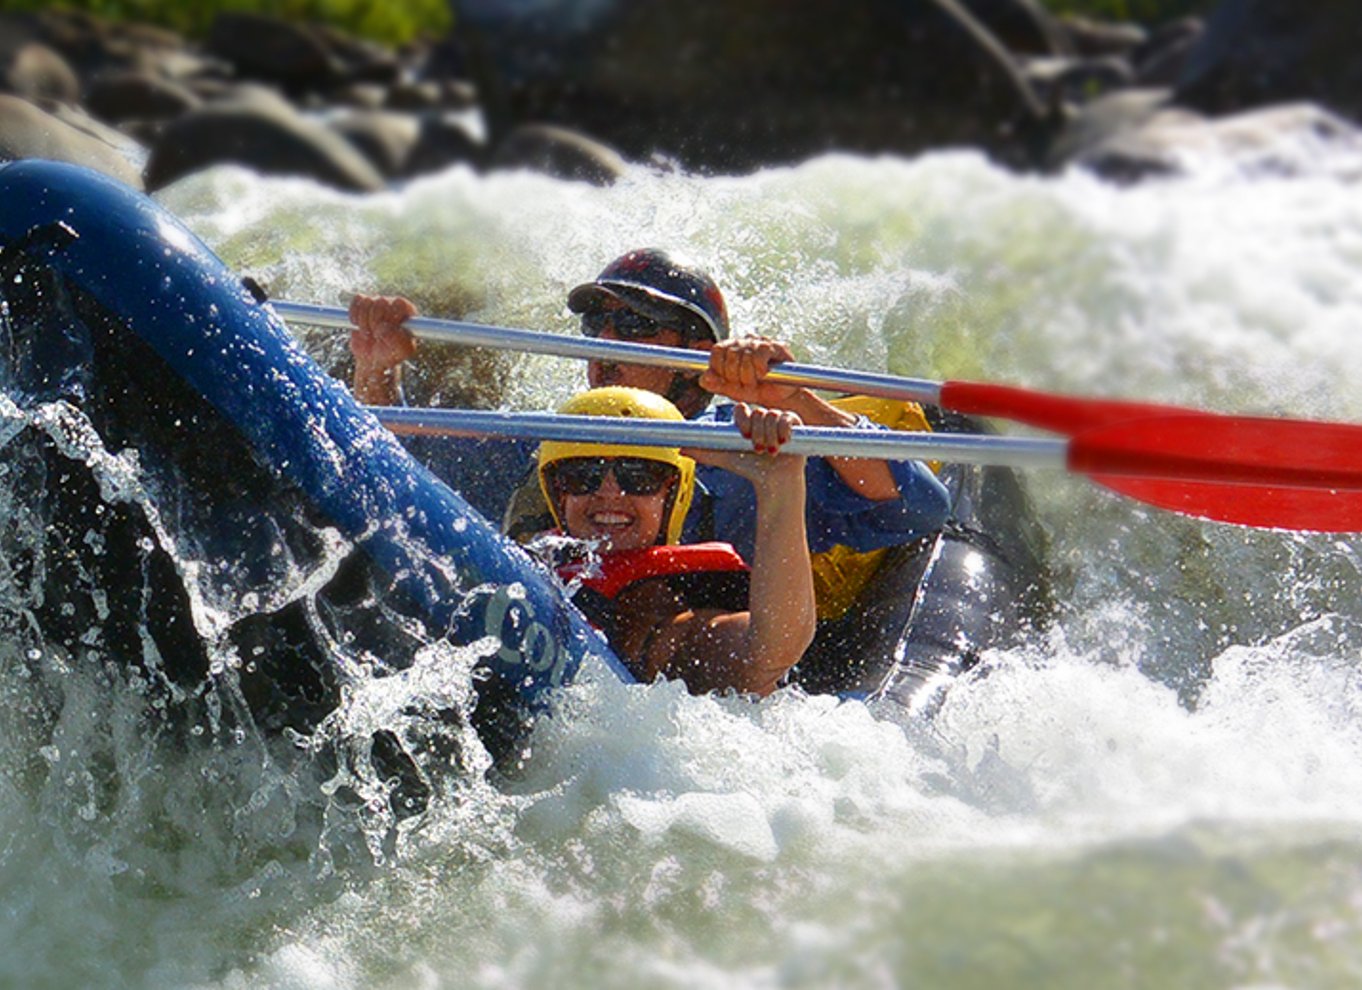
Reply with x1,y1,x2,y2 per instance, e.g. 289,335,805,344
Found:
1174,0,1362,123
0,8,493,191
455,0,1361,180
0,2,1357,192
456,0,1052,172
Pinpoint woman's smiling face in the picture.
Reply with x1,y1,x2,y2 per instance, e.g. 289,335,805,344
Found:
560,467,670,552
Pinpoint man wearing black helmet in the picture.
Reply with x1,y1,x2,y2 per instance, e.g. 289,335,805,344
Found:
348,248,950,564
567,249,726,416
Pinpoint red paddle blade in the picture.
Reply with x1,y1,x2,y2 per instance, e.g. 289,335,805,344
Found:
940,380,1207,434
1091,475,1362,532
1071,414,1362,532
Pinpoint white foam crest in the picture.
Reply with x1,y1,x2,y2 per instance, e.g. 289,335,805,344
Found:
512,668,1012,863
927,623,1362,832
1037,165,1362,421
227,616,1362,988
492,614,1362,872
0,639,343,986
304,635,510,865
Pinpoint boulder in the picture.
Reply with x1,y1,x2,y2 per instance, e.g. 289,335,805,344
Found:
144,93,386,192
402,114,483,177
205,13,346,93
329,82,389,110
86,69,201,122
330,110,422,176
42,99,147,157
199,82,301,116
488,123,629,184
0,93,143,188
0,9,186,80
440,79,478,111
310,22,402,85
385,80,445,112
454,0,1052,172
1175,0,1362,124
204,13,403,95
0,40,81,104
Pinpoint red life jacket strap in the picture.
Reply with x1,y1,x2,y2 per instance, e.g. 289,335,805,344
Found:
557,542,749,600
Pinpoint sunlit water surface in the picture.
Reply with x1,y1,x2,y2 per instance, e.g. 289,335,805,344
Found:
4,136,1362,988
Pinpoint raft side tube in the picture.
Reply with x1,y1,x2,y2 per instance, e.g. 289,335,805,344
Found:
0,159,630,760
790,409,1052,708
870,410,1053,710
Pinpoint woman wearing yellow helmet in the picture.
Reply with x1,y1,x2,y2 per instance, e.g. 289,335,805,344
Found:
539,386,815,697
537,386,697,549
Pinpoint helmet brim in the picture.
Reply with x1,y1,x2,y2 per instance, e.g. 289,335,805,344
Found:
567,281,722,342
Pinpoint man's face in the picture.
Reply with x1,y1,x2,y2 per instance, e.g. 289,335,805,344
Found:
582,300,712,397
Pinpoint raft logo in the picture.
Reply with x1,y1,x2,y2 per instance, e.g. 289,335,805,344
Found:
480,585,571,691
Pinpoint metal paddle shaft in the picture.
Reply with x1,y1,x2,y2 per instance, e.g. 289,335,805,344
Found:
367,407,1362,533
369,405,1069,468
272,300,946,405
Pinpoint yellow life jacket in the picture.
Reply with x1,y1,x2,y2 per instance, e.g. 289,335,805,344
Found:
810,396,937,621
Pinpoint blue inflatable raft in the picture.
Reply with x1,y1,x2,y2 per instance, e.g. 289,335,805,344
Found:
0,159,633,766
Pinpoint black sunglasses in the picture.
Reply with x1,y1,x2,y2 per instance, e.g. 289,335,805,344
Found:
550,457,678,497
579,308,672,341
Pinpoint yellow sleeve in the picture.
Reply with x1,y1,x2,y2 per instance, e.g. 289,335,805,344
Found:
809,397,936,621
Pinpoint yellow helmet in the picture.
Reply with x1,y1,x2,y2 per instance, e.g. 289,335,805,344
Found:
538,386,696,545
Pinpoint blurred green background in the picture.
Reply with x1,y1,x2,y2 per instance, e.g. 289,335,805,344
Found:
1042,0,1211,22
0,0,1213,46
0,0,452,45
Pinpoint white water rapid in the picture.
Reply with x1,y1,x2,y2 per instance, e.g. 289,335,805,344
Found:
4,132,1362,988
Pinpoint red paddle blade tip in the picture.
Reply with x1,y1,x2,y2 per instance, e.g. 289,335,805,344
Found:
1070,414,1362,490
1074,413,1362,532
1092,475,1362,533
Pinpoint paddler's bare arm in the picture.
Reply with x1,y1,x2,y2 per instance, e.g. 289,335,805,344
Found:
348,294,417,405
645,406,816,697
699,336,902,501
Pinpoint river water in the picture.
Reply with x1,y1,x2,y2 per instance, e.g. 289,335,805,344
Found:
4,132,1362,988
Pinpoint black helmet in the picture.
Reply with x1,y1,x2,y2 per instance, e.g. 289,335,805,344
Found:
567,248,730,342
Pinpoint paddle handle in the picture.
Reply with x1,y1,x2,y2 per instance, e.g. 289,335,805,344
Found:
272,300,946,405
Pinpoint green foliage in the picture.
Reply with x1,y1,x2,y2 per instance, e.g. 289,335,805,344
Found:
1037,0,1214,24
0,0,1212,43
0,0,451,46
